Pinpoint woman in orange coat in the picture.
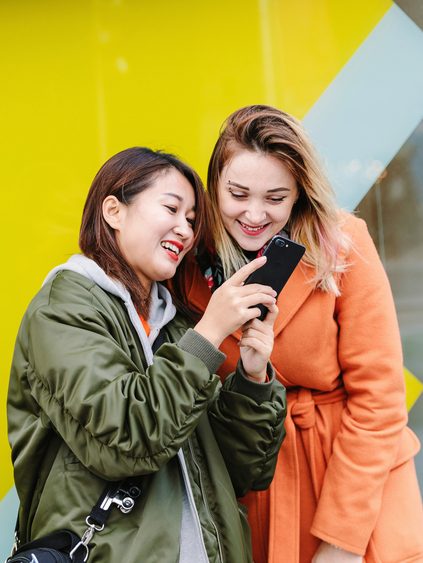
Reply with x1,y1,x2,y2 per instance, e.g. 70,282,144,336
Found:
185,105,423,562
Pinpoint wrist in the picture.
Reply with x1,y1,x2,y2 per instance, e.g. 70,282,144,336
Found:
193,319,223,349
242,360,272,384
232,361,274,404
245,370,267,383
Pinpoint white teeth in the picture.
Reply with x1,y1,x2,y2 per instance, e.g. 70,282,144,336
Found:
240,222,264,232
161,242,181,255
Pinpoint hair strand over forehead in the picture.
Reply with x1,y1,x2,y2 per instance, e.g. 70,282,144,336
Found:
207,105,350,294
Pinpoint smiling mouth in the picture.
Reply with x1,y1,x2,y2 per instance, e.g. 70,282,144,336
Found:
238,221,269,235
160,241,183,261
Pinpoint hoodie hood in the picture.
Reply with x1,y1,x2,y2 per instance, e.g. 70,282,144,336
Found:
43,254,176,365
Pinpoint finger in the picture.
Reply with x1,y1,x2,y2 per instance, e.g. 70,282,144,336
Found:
262,303,279,326
225,256,267,286
241,329,270,346
241,327,273,348
243,307,264,323
237,283,277,297
239,336,270,352
243,318,272,332
243,293,276,309
242,317,269,331
242,319,254,331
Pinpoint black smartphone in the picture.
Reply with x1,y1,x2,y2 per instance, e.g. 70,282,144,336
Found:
244,235,306,320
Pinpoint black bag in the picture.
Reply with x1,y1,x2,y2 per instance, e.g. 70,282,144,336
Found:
7,479,142,563
6,529,85,563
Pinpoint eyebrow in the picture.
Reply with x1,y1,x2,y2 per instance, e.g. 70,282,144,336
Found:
162,192,196,211
227,181,290,193
163,192,183,201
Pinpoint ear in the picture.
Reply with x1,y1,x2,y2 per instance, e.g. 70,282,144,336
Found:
102,195,124,231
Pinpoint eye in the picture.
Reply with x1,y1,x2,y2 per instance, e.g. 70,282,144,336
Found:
187,217,195,228
267,196,287,203
164,205,177,213
228,188,247,199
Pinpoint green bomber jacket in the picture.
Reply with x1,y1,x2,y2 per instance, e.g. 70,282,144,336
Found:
7,265,286,563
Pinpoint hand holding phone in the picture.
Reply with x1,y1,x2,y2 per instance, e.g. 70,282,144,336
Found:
194,256,277,348
244,235,305,320
239,302,279,382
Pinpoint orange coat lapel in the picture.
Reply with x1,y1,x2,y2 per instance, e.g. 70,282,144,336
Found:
273,263,316,337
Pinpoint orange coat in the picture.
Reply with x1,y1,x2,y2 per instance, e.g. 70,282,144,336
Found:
185,214,423,563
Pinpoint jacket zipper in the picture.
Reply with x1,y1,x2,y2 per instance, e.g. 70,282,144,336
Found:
188,438,224,563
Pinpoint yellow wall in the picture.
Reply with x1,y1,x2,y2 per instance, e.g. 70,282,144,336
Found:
2,0,416,513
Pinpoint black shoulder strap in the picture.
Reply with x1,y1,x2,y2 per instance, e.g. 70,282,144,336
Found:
152,326,167,353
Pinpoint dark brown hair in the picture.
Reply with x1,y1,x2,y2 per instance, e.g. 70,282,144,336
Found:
80,147,207,316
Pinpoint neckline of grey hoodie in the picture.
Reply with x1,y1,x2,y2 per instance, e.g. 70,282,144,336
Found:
43,254,209,562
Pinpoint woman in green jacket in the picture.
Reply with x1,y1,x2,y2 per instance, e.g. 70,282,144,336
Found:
7,147,286,562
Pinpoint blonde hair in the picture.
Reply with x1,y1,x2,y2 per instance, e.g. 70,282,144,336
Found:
207,105,350,295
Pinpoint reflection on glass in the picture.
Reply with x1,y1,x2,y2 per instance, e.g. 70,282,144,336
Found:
356,119,423,487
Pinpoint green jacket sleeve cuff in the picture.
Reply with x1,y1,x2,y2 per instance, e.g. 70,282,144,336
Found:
178,328,226,374
230,360,275,404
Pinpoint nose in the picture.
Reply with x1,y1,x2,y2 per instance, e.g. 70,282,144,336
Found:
244,204,267,225
173,217,193,242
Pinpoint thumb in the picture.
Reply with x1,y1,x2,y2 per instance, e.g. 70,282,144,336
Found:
262,302,279,326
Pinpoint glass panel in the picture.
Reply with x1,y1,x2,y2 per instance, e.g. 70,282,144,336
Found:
356,119,423,486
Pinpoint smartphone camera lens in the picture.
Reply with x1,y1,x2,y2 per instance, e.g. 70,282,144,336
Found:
275,238,286,247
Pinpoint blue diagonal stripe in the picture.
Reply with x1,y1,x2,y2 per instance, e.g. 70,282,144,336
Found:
303,4,423,210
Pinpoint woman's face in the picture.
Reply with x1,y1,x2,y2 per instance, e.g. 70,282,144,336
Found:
106,168,196,291
217,149,298,252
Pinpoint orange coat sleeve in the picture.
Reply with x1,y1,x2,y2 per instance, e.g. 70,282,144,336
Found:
310,217,409,554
